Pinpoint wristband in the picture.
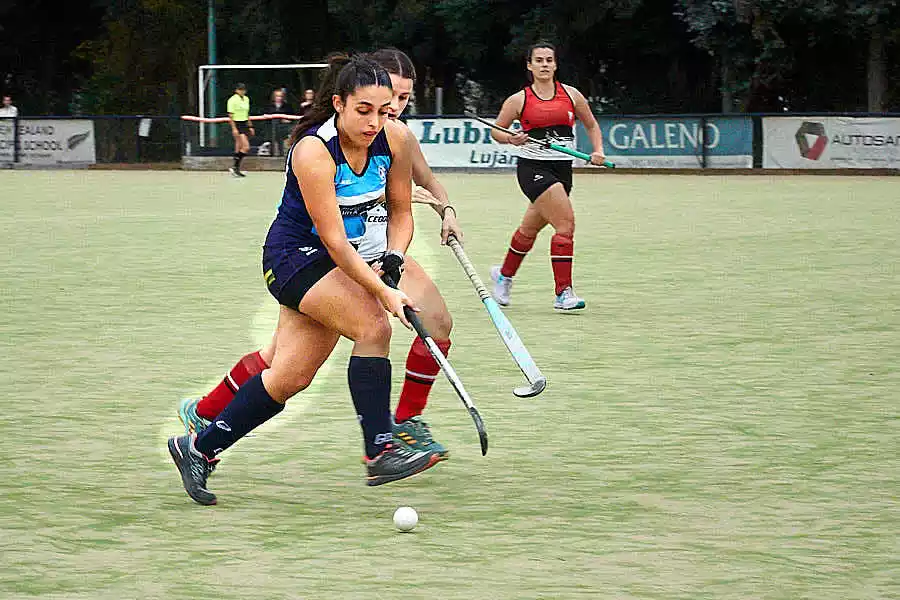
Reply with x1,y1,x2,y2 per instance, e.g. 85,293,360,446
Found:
380,250,405,285
440,205,456,219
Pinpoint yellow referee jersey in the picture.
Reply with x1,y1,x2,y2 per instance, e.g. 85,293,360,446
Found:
227,94,250,122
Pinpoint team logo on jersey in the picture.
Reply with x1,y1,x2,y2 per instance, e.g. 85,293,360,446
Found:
378,165,386,183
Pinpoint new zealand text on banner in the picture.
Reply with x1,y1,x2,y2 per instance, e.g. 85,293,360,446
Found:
577,117,753,168
406,118,518,168
0,119,96,166
763,117,900,168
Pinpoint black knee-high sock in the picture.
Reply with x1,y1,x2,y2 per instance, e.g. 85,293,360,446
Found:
194,373,283,459
348,356,393,459
236,151,245,169
233,152,241,169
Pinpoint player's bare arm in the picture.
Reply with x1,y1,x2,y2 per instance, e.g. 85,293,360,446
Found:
566,85,606,165
492,92,528,146
405,126,463,244
384,119,414,256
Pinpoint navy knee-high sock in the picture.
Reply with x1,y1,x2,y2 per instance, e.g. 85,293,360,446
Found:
194,373,283,459
348,356,393,459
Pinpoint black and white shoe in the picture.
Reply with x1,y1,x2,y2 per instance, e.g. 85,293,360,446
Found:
168,434,219,505
365,443,440,487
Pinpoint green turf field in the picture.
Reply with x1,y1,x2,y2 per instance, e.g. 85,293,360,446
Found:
1,170,897,599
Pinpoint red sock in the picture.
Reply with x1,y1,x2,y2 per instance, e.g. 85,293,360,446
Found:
395,337,451,422
500,229,536,278
550,233,574,295
196,351,270,420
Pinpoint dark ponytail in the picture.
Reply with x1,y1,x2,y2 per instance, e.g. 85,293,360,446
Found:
370,48,417,81
525,41,557,84
288,52,393,145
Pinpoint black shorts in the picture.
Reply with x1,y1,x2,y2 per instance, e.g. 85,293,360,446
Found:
516,158,573,202
262,246,337,310
234,121,252,136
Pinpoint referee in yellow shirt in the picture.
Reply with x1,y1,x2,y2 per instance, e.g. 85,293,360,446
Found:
227,83,254,177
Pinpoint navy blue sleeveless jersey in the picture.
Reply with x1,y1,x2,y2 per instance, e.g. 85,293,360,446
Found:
264,114,392,265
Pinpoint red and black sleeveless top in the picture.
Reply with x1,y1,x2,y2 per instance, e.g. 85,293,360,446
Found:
518,82,576,161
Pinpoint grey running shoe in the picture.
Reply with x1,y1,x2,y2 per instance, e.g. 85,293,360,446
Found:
365,443,440,487
168,434,219,505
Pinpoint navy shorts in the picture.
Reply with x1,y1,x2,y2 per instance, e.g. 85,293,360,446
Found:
516,158,573,202
262,244,337,310
234,121,252,136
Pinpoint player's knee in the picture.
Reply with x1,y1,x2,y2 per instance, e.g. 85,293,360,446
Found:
354,312,393,347
517,225,541,239
289,370,316,394
428,306,453,339
554,223,575,238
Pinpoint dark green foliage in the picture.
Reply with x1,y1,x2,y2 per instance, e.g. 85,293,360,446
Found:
1,0,898,114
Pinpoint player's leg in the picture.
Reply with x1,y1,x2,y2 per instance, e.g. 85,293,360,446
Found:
178,338,273,435
170,308,337,505
235,133,250,176
230,128,243,177
491,159,551,305
533,181,583,310
190,267,396,460
394,256,452,457
296,268,441,485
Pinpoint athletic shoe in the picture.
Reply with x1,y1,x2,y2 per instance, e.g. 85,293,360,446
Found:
177,397,210,436
393,416,449,459
554,286,586,311
167,434,219,505
228,167,241,178
490,265,513,306
365,443,441,487
236,170,247,178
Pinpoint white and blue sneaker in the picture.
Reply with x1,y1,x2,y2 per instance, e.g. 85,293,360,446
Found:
554,287,585,311
490,266,513,306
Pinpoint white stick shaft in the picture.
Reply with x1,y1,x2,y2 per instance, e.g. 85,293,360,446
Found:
447,237,545,386
421,335,476,410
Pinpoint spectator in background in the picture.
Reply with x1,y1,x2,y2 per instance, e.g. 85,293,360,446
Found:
299,89,315,116
266,88,294,116
264,88,295,156
0,95,18,117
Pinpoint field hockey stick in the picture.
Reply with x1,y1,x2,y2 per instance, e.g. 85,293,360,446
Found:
466,112,615,168
383,274,489,456
446,235,547,398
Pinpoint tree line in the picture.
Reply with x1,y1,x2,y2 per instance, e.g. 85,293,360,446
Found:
1,0,897,116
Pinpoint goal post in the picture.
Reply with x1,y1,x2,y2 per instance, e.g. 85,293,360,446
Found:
197,63,327,146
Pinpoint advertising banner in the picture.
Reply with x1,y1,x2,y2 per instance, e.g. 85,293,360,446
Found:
0,119,96,165
577,116,753,168
406,118,518,168
763,116,900,168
